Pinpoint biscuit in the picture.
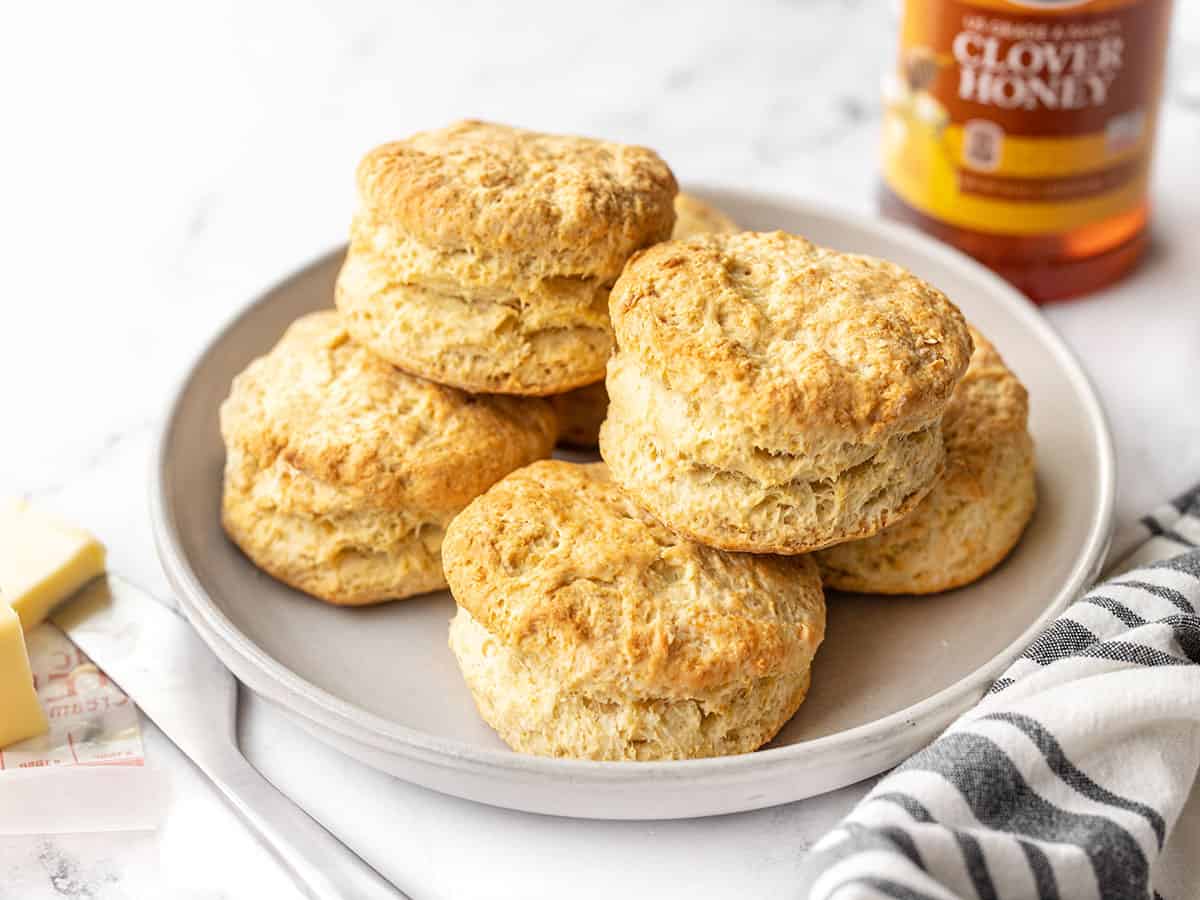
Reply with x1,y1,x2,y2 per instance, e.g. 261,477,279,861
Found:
548,193,740,448
599,231,973,554
220,311,557,605
815,328,1035,594
335,121,677,395
549,380,610,448
672,192,740,239
444,461,825,760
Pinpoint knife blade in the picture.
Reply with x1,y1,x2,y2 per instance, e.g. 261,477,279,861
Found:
52,575,405,900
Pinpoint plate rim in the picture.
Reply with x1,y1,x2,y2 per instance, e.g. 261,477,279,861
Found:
150,187,1116,787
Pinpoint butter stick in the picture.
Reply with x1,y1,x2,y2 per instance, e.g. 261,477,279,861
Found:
0,498,106,630
0,603,47,747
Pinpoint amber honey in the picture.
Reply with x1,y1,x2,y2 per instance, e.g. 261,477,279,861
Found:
880,0,1173,303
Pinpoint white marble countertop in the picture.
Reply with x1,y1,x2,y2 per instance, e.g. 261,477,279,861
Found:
3,0,1200,897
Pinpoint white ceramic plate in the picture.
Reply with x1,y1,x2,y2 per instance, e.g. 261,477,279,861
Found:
151,189,1114,820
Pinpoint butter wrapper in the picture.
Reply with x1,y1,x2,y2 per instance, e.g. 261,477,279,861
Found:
1,623,144,770
0,623,163,835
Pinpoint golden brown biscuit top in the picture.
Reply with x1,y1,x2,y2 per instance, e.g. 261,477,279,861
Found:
220,312,557,517
356,120,678,279
940,326,1030,492
442,461,825,697
609,231,973,441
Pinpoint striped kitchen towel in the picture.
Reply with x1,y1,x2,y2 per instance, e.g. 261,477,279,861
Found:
798,484,1200,900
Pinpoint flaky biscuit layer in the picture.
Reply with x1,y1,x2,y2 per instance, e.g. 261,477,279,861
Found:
336,235,613,395
600,403,944,554
450,609,812,760
222,446,447,605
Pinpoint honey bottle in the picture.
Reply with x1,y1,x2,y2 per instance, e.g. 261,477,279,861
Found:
879,0,1174,302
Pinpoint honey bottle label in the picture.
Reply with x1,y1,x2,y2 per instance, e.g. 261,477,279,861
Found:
881,0,1172,237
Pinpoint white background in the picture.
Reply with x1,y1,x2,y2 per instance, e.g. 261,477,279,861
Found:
1,1,1199,897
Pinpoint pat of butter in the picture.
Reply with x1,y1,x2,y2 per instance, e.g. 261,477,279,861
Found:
0,603,47,747
0,498,106,630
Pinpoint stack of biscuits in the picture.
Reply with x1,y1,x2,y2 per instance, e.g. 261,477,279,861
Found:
220,119,1037,763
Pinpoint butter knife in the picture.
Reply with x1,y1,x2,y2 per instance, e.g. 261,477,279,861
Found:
52,575,405,900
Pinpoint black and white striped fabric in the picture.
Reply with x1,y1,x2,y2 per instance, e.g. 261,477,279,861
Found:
798,485,1200,900
1113,484,1200,574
